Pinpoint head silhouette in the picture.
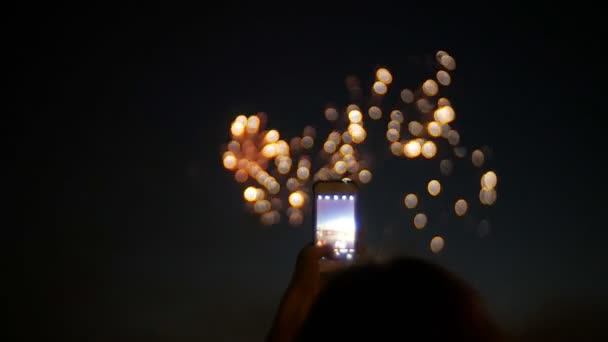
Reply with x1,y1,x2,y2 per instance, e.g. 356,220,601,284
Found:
297,257,503,341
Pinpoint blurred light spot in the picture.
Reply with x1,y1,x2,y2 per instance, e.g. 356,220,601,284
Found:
227,141,240,153
325,107,339,121
373,81,388,95
286,177,299,191
376,68,393,84
390,110,404,123
358,169,372,183
254,200,271,213
289,210,304,225
348,109,363,123
297,167,310,180
340,144,354,156
324,140,337,154
414,213,428,229
237,158,248,170
472,149,485,167
346,104,360,114
437,97,451,107
289,191,305,208
422,141,437,158
278,161,291,174
369,106,382,120
223,153,237,170
290,137,301,153
430,236,445,253
454,146,467,158
436,70,451,86
256,188,265,201
440,159,454,176
268,181,280,195
435,50,449,62
479,188,497,205
235,169,248,183
244,186,257,202
231,121,245,136
342,131,353,144
334,160,347,174
440,55,456,70
261,143,278,158
416,98,433,113
298,157,311,169
441,124,451,138
246,115,260,134
388,120,401,132
303,125,316,138
301,136,314,149
481,171,498,189
404,193,418,209
404,140,422,158
261,210,280,225
408,121,424,136
447,130,460,145
427,121,442,137
386,128,400,142
422,79,439,97
401,89,414,103
454,199,468,216
427,180,441,196
434,106,455,124
390,141,403,156
265,130,280,143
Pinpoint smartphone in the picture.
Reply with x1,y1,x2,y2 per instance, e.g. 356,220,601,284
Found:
313,179,359,261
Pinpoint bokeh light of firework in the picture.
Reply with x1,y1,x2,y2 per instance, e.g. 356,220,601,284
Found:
220,51,498,254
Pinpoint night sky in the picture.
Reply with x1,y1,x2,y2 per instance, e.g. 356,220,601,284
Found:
17,3,607,340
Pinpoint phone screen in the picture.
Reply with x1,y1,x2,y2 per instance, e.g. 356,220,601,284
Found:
315,192,357,260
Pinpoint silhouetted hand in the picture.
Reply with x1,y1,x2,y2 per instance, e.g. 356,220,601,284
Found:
266,244,334,342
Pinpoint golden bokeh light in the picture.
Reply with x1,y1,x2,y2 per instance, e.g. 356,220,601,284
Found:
481,171,498,189
334,160,347,174
298,157,311,169
286,177,299,192
288,191,305,208
447,130,460,146
256,188,265,201
227,141,240,153
430,236,445,253
368,106,382,120
436,70,451,86
301,136,314,149
265,129,280,143
261,143,278,159
339,144,354,156
373,81,388,95
348,109,363,123
246,115,260,134
472,149,485,167
390,141,403,156
235,115,247,126
324,107,339,121
427,180,441,196
230,121,245,137
427,121,442,137
401,89,414,103
414,213,428,229
324,140,337,154
404,140,422,158
388,120,401,131
297,167,310,180
386,128,400,142
329,131,341,143
422,141,437,159
244,186,258,202
437,97,451,107
350,125,367,144
435,50,448,62
254,200,271,214
440,54,456,71
479,188,497,205
342,131,352,144
416,98,433,113
434,106,455,124
454,199,468,216
390,110,404,123
404,193,418,209
346,104,360,114
235,169,248,183
358,169,372,184
376,68,393,84
223,153,237,170
408,121,424,137
422,79,439,97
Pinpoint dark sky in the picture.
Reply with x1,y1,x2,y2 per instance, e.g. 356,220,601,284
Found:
17,3,607,340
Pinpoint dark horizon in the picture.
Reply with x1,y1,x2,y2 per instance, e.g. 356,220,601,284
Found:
16,3,607,340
